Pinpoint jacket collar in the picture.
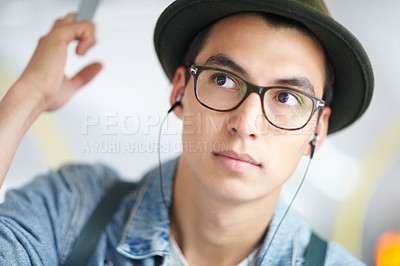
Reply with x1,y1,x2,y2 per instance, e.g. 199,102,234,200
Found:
116,157,178,262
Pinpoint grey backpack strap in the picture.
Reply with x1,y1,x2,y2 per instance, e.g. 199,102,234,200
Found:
304,232,327,266
63,181,137,266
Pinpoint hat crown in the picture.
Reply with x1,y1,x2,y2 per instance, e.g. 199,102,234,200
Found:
293,0,331,15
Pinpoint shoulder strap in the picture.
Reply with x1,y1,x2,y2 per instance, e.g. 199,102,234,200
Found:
63,181,137,266
304,231,327,266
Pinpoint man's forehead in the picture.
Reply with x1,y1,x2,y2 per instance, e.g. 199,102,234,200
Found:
206,13,326,52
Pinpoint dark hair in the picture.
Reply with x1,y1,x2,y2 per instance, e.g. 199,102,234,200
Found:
182,12,334,107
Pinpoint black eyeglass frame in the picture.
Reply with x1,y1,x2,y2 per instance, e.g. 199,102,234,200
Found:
188,64,325,131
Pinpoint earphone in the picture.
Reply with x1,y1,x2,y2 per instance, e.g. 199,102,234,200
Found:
176,93,184,103
159,92,184,209
167,93,184,114
259,132,320,263
309,133,319,159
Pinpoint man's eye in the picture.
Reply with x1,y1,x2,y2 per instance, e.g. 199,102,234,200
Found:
213,74,236,89
276,91,302,106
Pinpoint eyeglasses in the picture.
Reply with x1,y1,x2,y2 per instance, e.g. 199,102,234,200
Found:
188,65,325,131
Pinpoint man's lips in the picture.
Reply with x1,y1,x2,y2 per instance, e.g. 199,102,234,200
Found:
213,150,261,167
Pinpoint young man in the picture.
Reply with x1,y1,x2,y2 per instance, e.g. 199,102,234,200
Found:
0,0,373,265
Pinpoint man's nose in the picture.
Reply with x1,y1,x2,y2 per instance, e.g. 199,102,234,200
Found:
227,93,268,140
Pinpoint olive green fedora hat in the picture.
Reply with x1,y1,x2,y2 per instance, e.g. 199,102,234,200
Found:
154,0,374,134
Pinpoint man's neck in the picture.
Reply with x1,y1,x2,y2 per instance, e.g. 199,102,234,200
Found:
170,158,280,266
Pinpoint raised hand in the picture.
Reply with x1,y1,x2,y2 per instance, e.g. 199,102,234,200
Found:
0,13,102,187
18,12,102,111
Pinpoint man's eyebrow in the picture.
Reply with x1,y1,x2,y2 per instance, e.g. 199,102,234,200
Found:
274,78,316,95
204,54,247,76
204,55,316,95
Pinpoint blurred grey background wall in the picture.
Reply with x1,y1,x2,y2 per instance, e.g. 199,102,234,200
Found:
0,0,399,264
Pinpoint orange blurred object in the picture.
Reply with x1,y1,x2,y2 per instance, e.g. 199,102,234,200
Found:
375,231,400,266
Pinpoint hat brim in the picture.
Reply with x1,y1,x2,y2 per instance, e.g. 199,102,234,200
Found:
154,0,374,134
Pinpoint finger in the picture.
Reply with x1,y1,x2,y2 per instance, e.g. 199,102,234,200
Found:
74,21,97,55
49,14,96,52
44,20,96,55
53,12,77,27
51,20,97,54
70,62,103,90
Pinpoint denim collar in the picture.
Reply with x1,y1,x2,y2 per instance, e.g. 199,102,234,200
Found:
116,157,177,262
116,157,307,265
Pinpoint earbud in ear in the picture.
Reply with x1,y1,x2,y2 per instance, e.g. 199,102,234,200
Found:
309,133,319,159
176,93,184,103
310,133,319,147
168,93,184,113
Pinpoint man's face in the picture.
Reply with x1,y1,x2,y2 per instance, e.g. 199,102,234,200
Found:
174,14,330,203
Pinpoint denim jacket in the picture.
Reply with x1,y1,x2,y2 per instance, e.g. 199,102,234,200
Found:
0,157,365,265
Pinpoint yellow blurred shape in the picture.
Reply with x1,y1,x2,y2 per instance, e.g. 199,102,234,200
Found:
376,231,400,266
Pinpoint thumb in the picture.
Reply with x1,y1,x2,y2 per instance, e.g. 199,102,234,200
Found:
70,62,103,90
45,62,103,111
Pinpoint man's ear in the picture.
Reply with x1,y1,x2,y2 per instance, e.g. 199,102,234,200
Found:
304,106,331,157
170,66,187,120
